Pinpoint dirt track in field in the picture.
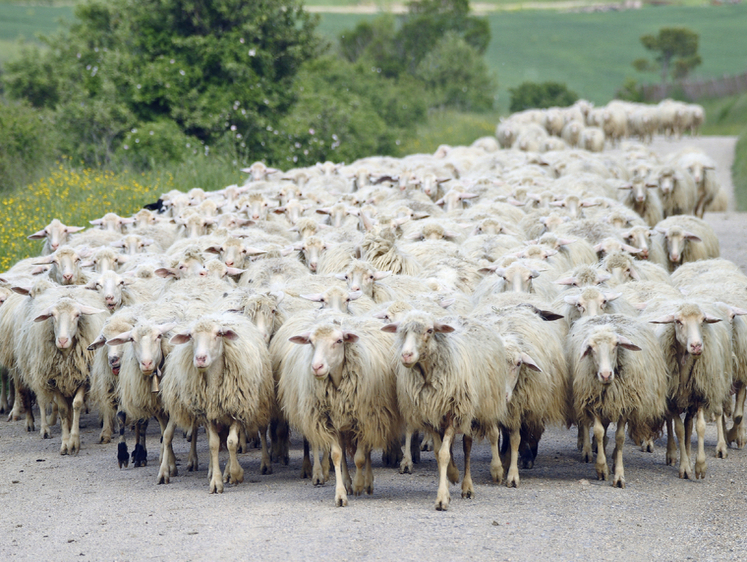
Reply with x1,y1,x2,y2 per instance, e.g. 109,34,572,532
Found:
1,136,745,562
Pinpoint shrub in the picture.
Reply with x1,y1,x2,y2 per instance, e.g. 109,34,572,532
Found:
508,81,579,112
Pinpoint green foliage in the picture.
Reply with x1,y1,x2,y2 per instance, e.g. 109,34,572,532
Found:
337,0,495,111
508,81,578,112
2,0,320,166
734,127,747,212
636,26,702,84
274,55,426,167
616,78,644,102
116,119,200,170
396,108,501,156
0,99,58,192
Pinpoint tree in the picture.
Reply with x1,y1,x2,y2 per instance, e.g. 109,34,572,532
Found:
633,27,702,84
3,0,320,166
508,81,578,112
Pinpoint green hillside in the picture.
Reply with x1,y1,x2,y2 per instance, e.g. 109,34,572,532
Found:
318,5,747,110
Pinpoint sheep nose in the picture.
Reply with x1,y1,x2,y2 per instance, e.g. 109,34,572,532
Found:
312,363,325,375
690,343,703,356
671,253,681,262
57,337,69,348
195,355,207,365
141,359,154,370
109,356,120,365
105,294,115,302
402,352,414,363
599,371,613,383
350,285,360,292
640,249,649,259
309,262,317,271
225,261,234,267
63,273,73,282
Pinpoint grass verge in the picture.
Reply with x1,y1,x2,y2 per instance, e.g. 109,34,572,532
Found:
397,109,502,156
734,128,747,212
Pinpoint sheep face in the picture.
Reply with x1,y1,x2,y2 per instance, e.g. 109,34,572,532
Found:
301,287,362,314
112,322,176,375
650,304,721,356
91,212,134,233
382,313,454,368
565,288,620,318
170,321,234,371
657,226,701,264
87,271,128,311
90,248,122,273
622,227,653,260
35,247,84,285
27,219,85,252
300,237,326,273
502,339,541,403
498,263,541,294
580,328,641,384
289,325,358,380
239,293,282,344
34,299,104,350
602,253,640,284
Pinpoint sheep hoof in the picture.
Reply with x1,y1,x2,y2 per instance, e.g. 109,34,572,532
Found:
229,469,244,485
461,487,474,499
41,427,51,439
99,433,111,444
506,476,520,488
613,475,625,489
595,464,608,481
156,471,169,485
335,492,348,507
132,444,147,467
679,464,693,480
69,437,80,456
666,452,677,466
399,460,413,474
581,450,593,463
312,474,325,486
366,484,373,495
640,439,654,453
435,493,450,511
490,464,504,483
187,459,197,472
694,460,707,479
209,481,224,494
260,462,272,475
117,443,129,468
447,464,460,485
715,445,728,459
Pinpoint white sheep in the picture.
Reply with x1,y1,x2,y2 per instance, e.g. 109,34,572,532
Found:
654,215,720,272
27,219,86,255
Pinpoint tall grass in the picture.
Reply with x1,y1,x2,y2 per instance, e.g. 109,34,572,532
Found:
397,109,502,156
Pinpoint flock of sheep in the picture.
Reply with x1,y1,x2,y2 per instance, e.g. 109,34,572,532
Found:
0,98,744,511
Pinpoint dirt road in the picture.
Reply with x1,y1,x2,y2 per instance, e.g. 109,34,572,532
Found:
1,137,746,562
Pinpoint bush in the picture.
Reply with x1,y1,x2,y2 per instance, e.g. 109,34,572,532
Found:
616,78,645,103
508,81,578,112
115,120,200,170
0,100,58,192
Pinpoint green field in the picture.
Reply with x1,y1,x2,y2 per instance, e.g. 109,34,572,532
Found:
319,5,747,110
0,3,74,64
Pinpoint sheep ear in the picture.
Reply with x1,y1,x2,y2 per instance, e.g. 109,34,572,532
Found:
269,290,285,304
704,314,722,324
219,329,239,340
555,277,577,286
433,322,454,333
90,219,104,226
244,247,266,257
604,292,622,302
373,271,392,280
33,255,55,265
580,343,593,360
439,298,456,309
155,268,177,278
649,314,675,324
170,332,192,345
158,322,178,334
596,272,612,284
334,273,347,281
683,232,702,242
31,265,51,275
621,244,643,255
564,295,579,305
347,291,363,301
28,229,47,240
66,226,86,234
205,246,222,254
628,266,641,281
87,335,107,351
380,323,399,333
520,352,542,372
79,305,106,315
289,333,311,345
300,293,323,302
617,335,641,351
435,198,445,206
342,331,359,343
11,286,31,296
536,309,564,322
316,208,331,215
529,270,542,279
106,331,134,346
34,309,54,322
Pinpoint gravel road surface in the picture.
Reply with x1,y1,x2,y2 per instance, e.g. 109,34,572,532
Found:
1,136,745,562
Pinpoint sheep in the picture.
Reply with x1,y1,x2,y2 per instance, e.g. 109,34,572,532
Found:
15,289,107,454
278,315,402,506
160,314,274,492
616,178,664,228
554,286,636,328
473,260,559,304
654,215,720,272
645,300,733,479
620,226,668,267
580,127,605,153
89,212,135,233
567,314,668,487
33,246,90,285
599,251,671,286
671,150,719,218
382,311,509,510
27,219,86,255
647,165,697,218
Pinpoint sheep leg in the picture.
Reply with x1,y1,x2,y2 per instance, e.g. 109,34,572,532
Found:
116,411,129,468
157,418,177,484
132,419,149,467
673,414,692,479
461,434,474,499
270,418,290,465
353,444,368,496
382,436,403,468
207,422,224,494
734,384,746,425
432,433,459,484
330,437,348,507
237,425,248,454
69,386,86,456
54,393,71,456
715,413,728,459
400,428,415,474
225,421,244,486
684,411,694,462
187,420,199,471
257,424,272,475
612,417,626,488
488,426,504,483
0,369,7,414
506,427,521,488
694,408,707,479
99,409,114,444
48,399,58,428
435,424,455,511
666,417,678,466
727,385,747,448
580,424,593,463
365,449,374,495
421,433,434,452
593,416,608,481
310,442,328,486
301,438,312,480
14,383,34,432
339,434,352,494
37,390,53,439
156,414,176,476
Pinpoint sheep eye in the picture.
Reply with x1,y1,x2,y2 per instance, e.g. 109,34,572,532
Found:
271,309,276,314
369,275,374,280
427,328,433,334
336,339,343,344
